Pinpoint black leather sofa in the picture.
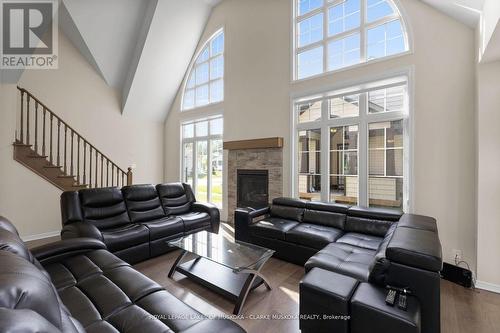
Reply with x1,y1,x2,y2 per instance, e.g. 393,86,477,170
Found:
0,216,245,333
61,183,219,264
235,197,442,333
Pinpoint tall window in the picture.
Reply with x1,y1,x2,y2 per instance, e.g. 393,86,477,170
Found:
294,77,409,211
294,0,409,80
183,30,224,110
181,117,223,207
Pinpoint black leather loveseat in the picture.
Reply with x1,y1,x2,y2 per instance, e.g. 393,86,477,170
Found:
235,197,442,333
60,183,219,264
0,216,245,333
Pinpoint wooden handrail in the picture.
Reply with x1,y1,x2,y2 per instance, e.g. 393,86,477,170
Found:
16,86,133,188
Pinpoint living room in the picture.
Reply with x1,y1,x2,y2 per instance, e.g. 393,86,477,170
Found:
0,0,499,332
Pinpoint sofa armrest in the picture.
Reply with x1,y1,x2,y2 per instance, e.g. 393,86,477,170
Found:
61,222,103,241
31,238,106,264
192,202,220,233
234,206,270,242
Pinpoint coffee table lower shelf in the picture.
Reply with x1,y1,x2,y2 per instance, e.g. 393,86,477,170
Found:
168,254,272,315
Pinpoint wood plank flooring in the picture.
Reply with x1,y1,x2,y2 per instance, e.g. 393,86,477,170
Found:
26,229,500,333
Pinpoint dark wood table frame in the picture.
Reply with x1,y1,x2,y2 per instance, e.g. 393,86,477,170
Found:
168,250,272,315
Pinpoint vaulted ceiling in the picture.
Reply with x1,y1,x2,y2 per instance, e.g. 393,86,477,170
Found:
59,0,220,121
420,0,483,27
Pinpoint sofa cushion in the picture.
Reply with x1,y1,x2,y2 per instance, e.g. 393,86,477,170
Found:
345,216,395,237
122,185,166,223
305,243,376,281
286,223,343,249
270,197,306,222
157,183,195,215
101,224,149,252
348,206,402,221
175,212,211,232
336,232,383,251
303,201,349,229
141,216,184,240
250,217,299,240
79,188,130,229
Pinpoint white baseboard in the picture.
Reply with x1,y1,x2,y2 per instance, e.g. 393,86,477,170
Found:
21,230,60,242
475,280,500,294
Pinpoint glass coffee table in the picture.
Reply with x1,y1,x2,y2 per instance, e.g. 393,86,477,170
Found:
167,230,275,315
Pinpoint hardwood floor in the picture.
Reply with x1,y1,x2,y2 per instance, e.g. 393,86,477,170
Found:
27,229,500,333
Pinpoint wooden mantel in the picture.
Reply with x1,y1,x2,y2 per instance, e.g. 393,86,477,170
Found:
223,137,284,150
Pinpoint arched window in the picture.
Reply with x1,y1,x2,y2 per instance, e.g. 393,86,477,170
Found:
294,0,409,80
183,30,224,110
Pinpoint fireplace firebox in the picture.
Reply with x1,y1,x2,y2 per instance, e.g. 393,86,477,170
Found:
237,169,269,209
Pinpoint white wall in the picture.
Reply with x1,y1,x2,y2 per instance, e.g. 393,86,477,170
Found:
0,30,164,239
164,0,477,268
476,61,500,289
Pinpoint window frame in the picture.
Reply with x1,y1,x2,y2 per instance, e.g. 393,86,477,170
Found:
292,0,411,81
182,28,225,111
180,115,224,207
291,74,412,211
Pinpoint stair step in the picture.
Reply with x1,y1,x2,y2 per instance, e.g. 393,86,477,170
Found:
58,175,76,179
28,155,48,159
43,165,62,169
13,142,32,147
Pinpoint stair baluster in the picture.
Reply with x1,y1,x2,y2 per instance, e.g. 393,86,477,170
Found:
14,87,133,191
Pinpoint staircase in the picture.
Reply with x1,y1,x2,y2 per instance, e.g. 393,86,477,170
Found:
13,87,133,191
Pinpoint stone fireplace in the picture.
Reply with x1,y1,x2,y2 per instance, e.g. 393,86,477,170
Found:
225,138,284,224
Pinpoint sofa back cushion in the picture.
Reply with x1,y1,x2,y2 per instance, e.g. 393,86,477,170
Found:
270,197,306,222
156,183,195,215
60,191,83,225
122,185,166,223
79,187,130,230
303,201,350,229
345,206,402,237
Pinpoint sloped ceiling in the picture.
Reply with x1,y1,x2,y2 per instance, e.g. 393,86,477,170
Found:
59,0,218,122
420,0,483,27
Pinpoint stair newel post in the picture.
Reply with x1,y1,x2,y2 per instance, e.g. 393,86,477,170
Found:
57,119,61,167
26,95,30,145
83,141,87,185
49,114,53,164
42,107,46,156
100,154,104,187
20,91,24,143
127,167,133,186
111,164,115,187
89,147,92,188
95,149,98,188
77,136,80,183
106,160,109,187
34,101,38,153
70,129,74,177
63,125,67,174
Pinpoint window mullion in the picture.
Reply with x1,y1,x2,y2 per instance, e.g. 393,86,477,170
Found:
360,0,367,62
358,92,368,207
321,99,330,202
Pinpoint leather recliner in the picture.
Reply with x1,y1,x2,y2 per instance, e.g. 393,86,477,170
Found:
61,182,220,264
234,197,442,333
0,215,245,333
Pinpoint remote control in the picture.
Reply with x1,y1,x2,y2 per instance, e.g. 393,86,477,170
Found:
385,289,397,306
398,294,408,311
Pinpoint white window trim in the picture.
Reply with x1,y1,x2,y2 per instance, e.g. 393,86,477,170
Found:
180,115,224,206
291,0,412,82
181,28,225,111
290,70,414,212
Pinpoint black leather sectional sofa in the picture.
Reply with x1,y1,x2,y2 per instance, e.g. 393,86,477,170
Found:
0,216,245,333
235,197,442,333
60,183,219,264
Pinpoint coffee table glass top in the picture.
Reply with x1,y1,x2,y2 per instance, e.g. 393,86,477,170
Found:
167,230,274,271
